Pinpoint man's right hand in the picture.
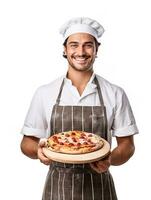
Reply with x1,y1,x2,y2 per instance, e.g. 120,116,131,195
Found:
37,139,52,165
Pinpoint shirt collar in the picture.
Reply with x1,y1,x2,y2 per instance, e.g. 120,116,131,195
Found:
63,72,97,100
64,72,97,88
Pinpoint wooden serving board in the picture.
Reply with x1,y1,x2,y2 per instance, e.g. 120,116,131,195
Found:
43,138,110,164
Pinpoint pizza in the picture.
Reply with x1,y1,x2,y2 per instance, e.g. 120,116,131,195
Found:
46,130,104,154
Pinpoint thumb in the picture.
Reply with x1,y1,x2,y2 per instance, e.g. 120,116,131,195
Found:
38,139,47,148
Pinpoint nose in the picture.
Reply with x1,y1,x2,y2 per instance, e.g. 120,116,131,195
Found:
77,45,86,56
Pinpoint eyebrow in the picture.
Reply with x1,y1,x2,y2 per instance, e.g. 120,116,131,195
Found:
68,41,94,45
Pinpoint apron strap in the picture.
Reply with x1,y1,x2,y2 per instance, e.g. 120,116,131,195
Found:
93,76,105,106
56,78,65,105
93,76,108,140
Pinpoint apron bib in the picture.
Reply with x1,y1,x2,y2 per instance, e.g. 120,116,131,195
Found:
42,76,117,200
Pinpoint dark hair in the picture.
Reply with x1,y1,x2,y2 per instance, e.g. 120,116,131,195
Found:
62,37,100,58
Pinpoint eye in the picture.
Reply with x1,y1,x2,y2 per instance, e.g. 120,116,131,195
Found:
84,44,93,48
70,44,78,48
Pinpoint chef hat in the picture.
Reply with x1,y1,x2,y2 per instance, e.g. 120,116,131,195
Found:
59,17,105,42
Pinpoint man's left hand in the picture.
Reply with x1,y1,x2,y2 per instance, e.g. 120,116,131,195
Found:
90,154,111,173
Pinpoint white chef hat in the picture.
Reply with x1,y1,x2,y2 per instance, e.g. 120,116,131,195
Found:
59,17,105,42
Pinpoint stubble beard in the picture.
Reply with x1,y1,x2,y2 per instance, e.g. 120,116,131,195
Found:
67,56,95,72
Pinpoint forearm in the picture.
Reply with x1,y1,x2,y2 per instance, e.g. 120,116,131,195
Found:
20,136,40,159
110,136,135,166
110,145,135,165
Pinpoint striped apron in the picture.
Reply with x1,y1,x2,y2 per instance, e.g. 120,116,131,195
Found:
42,76,117,200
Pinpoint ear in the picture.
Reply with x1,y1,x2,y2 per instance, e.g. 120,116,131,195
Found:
95,41,101,54
64,46,67,56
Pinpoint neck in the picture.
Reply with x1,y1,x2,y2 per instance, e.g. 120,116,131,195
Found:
67,67,94,95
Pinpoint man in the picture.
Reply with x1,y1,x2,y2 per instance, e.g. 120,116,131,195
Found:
20,17,138,200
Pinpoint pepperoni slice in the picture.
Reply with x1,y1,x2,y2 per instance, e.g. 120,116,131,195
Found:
76,143,81,147
83,142,88,145
59,142,64,145
68,143,74,146
65,133,70,137
81,133,86,137
52,135,58,142
88,134,92,137
79,136,85,139
72,137,77,142
87,139,92,143
71,132,76,136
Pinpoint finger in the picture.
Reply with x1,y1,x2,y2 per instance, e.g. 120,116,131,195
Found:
96,161,110,172
39,154,52,165
98,160,110,168
40,158,52,165
37,146,52,165
90,163,102,173
90,160,110,173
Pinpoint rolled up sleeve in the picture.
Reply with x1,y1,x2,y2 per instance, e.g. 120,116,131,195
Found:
111,88,139,137
21,87,47,138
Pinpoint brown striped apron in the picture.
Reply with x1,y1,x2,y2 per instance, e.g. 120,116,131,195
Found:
42,76,117,200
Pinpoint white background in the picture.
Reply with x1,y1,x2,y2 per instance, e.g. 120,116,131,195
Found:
0,0,150,199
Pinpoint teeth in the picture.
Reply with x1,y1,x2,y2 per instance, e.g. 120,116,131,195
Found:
75,58,87,61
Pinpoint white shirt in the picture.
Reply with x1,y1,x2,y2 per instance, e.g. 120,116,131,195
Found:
21,73,139,139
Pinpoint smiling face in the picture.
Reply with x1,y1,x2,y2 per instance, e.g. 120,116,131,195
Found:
64,33,98,72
